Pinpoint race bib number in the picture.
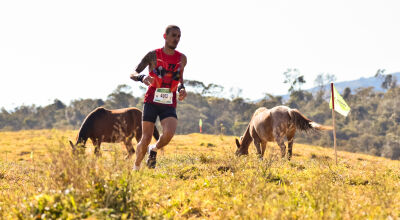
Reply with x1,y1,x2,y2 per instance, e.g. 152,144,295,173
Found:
153,88,173,104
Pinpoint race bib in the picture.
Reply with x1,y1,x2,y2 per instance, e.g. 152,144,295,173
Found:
153,88,173,104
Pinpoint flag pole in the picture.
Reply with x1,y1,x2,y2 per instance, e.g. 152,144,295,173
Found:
331,82,338,165
199,119,203,133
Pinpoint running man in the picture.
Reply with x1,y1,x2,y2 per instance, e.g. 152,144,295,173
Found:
130,25,187,170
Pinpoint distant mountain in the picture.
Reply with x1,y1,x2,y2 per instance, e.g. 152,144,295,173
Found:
274,72,400,101
276,72,400,100
311,72,400,94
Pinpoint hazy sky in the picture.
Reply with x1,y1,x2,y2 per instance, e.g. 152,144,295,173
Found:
1,0,400,110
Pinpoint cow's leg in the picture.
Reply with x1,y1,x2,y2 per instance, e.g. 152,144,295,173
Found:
277,140,286,159
134,125,142,143
253,138,262,158
260,142,267,159
286,131,295,160
124,138,135,160
274,130,286,158
92,139,102,157
250,129,263,158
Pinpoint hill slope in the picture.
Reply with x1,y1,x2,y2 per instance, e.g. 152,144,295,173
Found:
311,72,400,94
278,72,400,99
1,130,400,219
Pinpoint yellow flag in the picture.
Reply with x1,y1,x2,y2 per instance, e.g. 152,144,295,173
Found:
330,85,351,117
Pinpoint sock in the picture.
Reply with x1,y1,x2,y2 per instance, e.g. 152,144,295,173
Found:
149,144,158,152
133,165,140,171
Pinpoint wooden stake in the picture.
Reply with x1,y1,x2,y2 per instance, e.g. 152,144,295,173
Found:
331,83,338,165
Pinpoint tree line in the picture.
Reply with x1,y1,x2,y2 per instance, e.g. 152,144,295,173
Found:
1,71,399,159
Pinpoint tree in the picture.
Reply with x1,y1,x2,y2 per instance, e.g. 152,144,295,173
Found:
381,133,400,159
67,99,105,128
374,69,386,79
375,69,397,90
343,87,351,100
283,68,306,93
184,80,206,94
258,93,283,109
381,74,397,90
184,80,224,96
105,84,137,109
314,74,337,92
229,87,243,100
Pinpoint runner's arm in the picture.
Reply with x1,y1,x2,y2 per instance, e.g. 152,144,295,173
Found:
178,54,187,101
130,51,156,82
178,54,187,91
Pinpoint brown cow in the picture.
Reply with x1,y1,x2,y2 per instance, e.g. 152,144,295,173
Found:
235,106,332,160
69,107,159,158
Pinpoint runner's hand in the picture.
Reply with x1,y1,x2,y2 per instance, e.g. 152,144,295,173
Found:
143,75,154,86
178,88,187,101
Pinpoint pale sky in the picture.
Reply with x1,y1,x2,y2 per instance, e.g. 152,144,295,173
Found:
1,0,400,110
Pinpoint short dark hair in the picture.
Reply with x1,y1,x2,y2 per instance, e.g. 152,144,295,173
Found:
165,25,180,35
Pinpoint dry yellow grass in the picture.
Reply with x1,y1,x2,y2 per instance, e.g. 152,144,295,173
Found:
1,129,400,219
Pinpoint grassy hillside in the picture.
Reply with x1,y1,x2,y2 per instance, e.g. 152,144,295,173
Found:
1,130,400,219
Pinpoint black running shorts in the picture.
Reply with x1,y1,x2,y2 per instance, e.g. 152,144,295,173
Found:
142,102,178,123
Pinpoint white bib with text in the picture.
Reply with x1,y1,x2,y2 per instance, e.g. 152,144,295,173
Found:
153,88,173,104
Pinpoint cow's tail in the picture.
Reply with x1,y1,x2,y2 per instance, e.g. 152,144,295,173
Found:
153,126,160,140
289,109,333,132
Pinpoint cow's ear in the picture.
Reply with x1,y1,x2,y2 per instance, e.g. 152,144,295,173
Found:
235,138,240,149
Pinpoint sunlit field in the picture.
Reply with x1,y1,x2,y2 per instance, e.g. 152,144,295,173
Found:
1,130,399,219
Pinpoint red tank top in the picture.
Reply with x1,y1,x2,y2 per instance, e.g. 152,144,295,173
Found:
144,48,182,108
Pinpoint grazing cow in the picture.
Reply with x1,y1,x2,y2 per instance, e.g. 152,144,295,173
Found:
235,106,332,160
69,107,159,158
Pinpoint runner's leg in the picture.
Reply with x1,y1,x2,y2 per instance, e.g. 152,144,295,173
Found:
155,117,177,150
146,104,178,168
134,121,155,169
